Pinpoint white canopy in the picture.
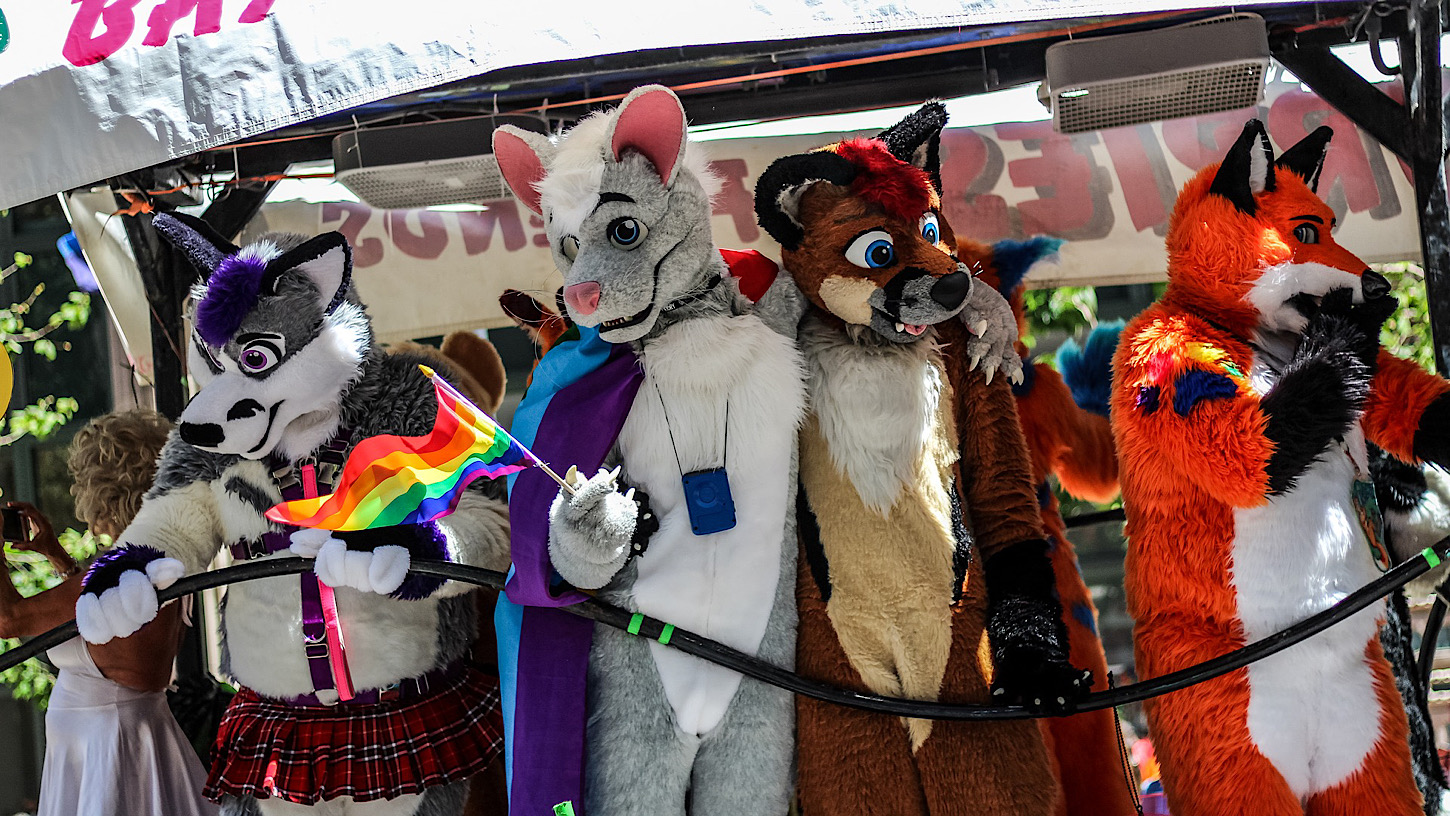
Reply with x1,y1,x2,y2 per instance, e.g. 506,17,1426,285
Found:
1,0,1305,209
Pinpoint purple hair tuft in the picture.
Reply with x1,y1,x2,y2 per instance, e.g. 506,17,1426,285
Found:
196,251,271,347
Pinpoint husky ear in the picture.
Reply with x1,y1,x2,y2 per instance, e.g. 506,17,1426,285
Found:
1209,119,1276,215
262,232,352,314
753,152,859,251
152,211,239,279
607,85,688,187
877,102,948,192
494,126,554,215
1276,126,1333,193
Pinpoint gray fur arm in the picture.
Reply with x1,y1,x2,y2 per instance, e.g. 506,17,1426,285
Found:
957,282,1024,385
748,270,807,339
432,489,512,596
117,481,224,574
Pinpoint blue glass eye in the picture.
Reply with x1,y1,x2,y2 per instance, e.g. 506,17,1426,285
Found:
845,230,896,269
608,217,648,249
920,213,941,245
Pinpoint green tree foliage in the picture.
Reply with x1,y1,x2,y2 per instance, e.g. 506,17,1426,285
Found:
0,531,103,707
0,212,94,705
1378,262,1436,371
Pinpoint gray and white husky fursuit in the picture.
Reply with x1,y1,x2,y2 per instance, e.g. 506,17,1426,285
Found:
75,213,509,816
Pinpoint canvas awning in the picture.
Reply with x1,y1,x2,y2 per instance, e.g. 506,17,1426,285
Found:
0,0,1317,210
66,75,1429,381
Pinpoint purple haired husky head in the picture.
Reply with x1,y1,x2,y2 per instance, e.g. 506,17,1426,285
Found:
153,213,371,461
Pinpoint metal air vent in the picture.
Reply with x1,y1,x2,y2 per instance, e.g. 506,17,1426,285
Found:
332,115,550,210
1042,14,1270,134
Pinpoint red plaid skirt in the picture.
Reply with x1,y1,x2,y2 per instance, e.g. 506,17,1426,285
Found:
205,665,504,805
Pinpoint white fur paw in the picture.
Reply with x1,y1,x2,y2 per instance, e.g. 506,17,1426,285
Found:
144,557,185,590
76,570,159,644
547,468,638,589
314,540,411,595
289,528,337,558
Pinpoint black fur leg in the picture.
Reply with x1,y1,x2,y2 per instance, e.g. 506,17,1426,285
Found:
1262,313,1370,495
335,522,447,600
1382,588,1448,815
985,538,1092,710
1414,393,1450,469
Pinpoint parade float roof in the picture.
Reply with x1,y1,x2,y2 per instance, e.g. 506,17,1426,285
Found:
0,1,1369,211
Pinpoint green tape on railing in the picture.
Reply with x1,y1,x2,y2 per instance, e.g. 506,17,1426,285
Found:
554,802,576,816
1425,548,1442,569
659,624,675,646
627,613,644,635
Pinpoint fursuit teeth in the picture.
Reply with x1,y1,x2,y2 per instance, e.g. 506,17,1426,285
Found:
335,522,450,601
82,543,167,594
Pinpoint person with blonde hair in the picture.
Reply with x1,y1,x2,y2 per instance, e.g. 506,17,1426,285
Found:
0,408,216,816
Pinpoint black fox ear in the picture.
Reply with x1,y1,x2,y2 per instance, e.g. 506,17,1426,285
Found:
753,152,858,250
1276,126,1333,193
1210,119,1276,216
152,212,239,280
262,232,352,314
877,102,948,192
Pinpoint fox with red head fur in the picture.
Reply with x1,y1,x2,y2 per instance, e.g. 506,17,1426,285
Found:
756,103,1088,816
1113,120,1450,816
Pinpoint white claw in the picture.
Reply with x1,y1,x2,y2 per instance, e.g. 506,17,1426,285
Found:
624,488,636,501
983,362,997,385
1057,697,1066,705
1010,368,1025,386
972,319,988,335
606,465,622,484
565,465,583,488
969,351,983,370
992,687,1005,696
1034,698,1042,706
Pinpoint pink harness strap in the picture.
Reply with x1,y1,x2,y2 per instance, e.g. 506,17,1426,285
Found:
301,463,355,702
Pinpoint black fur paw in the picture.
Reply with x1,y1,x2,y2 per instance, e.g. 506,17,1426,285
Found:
1311,287,1395,370
990,649,1094,711
628,485,659,558
1263,319,1370,494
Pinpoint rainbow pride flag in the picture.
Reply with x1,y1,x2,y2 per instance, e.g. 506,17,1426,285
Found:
266,366,535,530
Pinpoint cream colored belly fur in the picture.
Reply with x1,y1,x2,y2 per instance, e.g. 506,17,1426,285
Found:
800,324,962,749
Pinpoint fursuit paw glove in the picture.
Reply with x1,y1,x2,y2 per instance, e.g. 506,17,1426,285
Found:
1260,295,1376,494
310,522,449,599
985,539,1093,711
548,465,657,590
76,545,184,644
1316,286,1396,373
957,281,1024,386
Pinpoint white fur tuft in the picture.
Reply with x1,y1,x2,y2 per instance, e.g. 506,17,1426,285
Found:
539,110,722,237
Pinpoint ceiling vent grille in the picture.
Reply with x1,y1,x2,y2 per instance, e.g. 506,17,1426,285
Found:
332,115,550,210
1042,14,1270,134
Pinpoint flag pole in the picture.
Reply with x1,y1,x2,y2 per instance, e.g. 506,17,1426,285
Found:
420,364,578,497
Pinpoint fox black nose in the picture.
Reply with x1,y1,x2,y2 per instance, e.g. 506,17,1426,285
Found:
930,272,972,310
179,422,224,448
1361,270,1390,300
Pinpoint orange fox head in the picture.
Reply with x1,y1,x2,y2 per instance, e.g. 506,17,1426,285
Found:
1165,120,1386,339
754,103,977,343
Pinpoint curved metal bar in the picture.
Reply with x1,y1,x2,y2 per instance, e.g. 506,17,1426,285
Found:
4,536,1447,720
1419,572,1450,687
1061,507,1126,529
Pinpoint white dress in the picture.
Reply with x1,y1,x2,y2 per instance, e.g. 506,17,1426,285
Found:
38,636,217,816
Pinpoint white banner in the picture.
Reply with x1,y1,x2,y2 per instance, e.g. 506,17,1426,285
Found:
71,77,1432,381
1,0,1310,210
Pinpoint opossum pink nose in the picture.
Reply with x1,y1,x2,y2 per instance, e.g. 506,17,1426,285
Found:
565,282,602,316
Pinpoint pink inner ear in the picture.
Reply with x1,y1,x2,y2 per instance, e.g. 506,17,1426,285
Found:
494,131,547,215
611,90,686,184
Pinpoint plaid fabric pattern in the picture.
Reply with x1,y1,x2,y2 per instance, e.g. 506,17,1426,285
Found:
205,665,504,805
